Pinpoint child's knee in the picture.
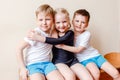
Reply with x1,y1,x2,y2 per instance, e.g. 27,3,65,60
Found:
65,74,76,80
64,73,76,80
112,70,120,79
92,71,100,80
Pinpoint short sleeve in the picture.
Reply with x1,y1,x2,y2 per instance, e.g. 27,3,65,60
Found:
76,31,91,48
24,37,36,46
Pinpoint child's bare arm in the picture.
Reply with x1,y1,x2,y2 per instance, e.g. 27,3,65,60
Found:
56,44,86,53
16,40,29,80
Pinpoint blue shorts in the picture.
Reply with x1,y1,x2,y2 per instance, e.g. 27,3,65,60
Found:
81,55,107,68
26,62,57,75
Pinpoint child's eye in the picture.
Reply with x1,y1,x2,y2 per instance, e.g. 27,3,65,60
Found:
81,21,85,24
39,19,43,21
63,21,67,23
75,20,79,22
46,18,51,21
56,22,60,24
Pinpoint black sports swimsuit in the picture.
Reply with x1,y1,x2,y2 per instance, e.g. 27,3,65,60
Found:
45,30,79,67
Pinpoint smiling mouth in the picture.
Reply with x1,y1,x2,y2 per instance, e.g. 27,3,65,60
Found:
42,26,47,27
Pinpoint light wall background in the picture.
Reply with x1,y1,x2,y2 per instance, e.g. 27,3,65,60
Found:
118,0,120,49
0,0,119,80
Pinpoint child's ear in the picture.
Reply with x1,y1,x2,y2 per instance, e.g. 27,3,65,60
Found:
87,21,89,26
85,23,89,28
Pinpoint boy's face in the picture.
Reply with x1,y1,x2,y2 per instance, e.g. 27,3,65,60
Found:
73,14,88,33
36,12,54,33
55,13,69,33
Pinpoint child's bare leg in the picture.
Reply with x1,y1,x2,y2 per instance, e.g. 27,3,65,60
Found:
29,73,46,80
101,61,120,80
46,69,64,80
86,63,100,80
56,63,76,80
71,63,93,80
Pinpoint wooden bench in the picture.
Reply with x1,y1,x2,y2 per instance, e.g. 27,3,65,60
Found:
99,52,120,80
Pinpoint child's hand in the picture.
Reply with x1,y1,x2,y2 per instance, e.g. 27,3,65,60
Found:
55,44,64,49
27,29,35,39
20,68,28,80
27,29,40,41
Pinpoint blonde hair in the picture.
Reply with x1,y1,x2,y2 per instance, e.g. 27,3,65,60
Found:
54,8,70,20
35,4,54,18
35,4,55,35
54,8,71,29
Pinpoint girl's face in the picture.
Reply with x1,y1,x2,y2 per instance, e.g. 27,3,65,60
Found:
55,13,70,33
73,14,88,33
36,12,54,33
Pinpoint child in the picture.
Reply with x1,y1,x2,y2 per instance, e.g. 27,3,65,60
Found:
28,8,93,80
56,9,120,80
16,4,64,80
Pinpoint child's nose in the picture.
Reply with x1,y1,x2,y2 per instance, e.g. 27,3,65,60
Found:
43,20,46,24
60,23,64,27
78,22,82,26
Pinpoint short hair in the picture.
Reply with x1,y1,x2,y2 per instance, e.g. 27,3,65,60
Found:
73,9,90,22
35,4,54,18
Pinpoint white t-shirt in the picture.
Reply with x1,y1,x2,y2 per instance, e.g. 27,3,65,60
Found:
75,30,100,62
24,27,52,65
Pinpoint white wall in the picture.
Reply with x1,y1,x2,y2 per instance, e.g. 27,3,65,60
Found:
118,0,120,50
0,0,119,80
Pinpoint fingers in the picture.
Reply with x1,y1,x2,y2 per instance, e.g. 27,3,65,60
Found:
55,44,61,48
22,75,28,80
27,29,35,35
27,30,35,38
20,69,29,80
55,44,64,48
